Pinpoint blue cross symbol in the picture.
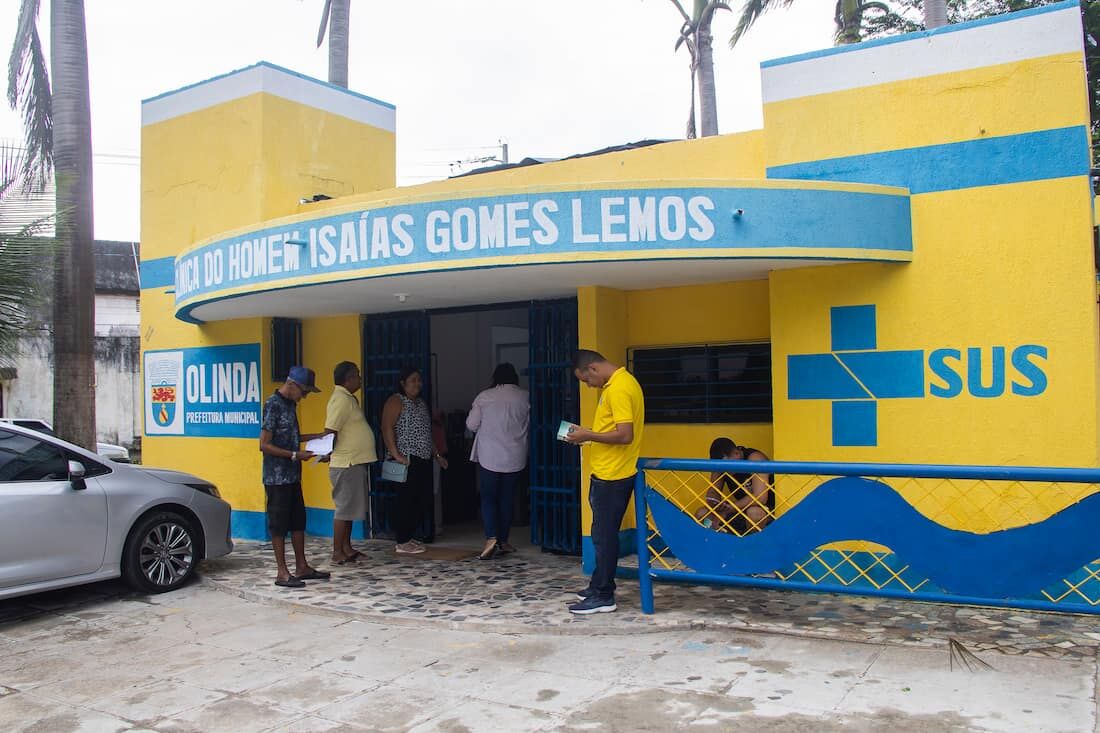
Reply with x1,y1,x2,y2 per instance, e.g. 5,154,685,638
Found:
787,305,925,447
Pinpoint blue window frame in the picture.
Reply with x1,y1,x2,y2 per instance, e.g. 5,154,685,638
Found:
629,342,772,424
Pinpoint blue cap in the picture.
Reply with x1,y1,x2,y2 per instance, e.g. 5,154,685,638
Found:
286,366,321,393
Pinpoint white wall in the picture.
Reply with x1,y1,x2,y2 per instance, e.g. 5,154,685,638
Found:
96,294,140,336
1,293,141,449
430,307,528,413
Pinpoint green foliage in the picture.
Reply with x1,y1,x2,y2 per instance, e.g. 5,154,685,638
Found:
0,143,54,366
7,0,51,189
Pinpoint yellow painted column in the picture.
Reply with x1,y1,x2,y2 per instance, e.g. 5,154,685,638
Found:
577,286,632,570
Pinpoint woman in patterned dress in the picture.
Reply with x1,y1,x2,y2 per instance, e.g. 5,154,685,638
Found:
381,366,448,554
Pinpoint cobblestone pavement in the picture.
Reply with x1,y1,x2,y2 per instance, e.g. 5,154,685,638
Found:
202,536,1100,661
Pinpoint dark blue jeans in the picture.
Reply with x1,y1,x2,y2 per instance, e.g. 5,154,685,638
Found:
588,474,636,600
479,466,521,542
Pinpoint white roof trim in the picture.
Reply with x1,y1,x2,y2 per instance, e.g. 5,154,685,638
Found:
762,4,1083,104
141,62,396,131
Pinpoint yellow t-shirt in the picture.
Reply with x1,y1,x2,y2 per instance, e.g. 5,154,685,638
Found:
325,386,378,468
589,367,645,481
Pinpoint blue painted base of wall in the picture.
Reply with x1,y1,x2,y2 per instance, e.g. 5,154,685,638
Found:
230,508,368,541
581,529,638,575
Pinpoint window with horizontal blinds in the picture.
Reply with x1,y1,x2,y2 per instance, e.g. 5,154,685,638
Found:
628,342,772,424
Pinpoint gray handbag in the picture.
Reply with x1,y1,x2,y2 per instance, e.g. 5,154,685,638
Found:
381,459,408,483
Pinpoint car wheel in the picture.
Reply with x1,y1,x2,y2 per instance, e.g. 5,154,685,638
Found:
123,511,197,593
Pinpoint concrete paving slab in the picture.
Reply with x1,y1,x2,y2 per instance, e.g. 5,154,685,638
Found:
153,696,304,733
127,641,240,678
90,679,226,721
313,640,436,684
468,668,615,714
171,653,303,695
30,665,161,708
0,691,133,733
246,670,372,715
260,619,391,663
408,699,565,733
314,681,465,731
0,650,106,692
554,684,757,731
265,713,372,732
837,645,1095,733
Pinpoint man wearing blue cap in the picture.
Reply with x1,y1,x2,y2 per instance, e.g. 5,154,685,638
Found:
259,366,332,587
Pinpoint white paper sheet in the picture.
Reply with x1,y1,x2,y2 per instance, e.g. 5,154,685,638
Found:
305,433,334,455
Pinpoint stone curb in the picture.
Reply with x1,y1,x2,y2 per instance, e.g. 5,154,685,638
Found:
197,572,945,650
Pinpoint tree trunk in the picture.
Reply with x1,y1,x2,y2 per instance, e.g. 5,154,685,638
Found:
695,14,718,137
328,0,350,88
837,0,863,44
50,0,96,450
924,0,948,30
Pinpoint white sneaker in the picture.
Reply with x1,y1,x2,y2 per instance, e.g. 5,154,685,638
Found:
395,541,426,554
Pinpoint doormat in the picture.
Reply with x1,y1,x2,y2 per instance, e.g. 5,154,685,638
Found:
396,546,480,561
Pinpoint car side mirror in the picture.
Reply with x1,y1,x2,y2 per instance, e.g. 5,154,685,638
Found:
68,460,87,491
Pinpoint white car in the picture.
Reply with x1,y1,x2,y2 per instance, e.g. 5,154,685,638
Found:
0,418,132,463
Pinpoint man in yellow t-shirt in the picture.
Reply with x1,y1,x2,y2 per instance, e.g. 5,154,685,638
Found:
323,361,378,564
564,349,645,614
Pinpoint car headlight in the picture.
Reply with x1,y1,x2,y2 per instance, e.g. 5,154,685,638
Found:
187,482,220,498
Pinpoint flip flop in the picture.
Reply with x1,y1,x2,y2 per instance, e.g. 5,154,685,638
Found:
296,569,331,581
349,550,364,561
274,577,305,588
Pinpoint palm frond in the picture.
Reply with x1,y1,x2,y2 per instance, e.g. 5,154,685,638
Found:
948,638,994,673
7,0,51,190
317,0,333,47
730,0,796,48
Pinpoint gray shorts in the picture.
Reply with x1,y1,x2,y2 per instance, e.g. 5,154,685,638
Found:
330,463,370,521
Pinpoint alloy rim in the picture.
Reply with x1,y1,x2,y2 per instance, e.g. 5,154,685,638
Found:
139,522,194,586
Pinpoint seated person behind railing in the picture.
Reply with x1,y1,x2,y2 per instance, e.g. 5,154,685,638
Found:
694,437,775,535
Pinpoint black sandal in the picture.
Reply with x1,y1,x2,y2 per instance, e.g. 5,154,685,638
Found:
478,541,499,560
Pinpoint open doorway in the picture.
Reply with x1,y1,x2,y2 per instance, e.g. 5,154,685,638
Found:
363,298,579,553
429,305,530,544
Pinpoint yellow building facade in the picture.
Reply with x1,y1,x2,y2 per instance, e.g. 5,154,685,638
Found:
140,4,1097,571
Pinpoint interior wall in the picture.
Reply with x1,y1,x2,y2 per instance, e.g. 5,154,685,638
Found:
430,307,529,414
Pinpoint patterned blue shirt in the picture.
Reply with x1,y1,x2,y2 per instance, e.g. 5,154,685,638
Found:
262,391,300,485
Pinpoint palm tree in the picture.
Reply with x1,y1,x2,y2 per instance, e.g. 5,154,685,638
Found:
316,0,351,88
668,1,730,138
0,144,54,367
9,0,96,450
924,0,948,28
731,0,909,47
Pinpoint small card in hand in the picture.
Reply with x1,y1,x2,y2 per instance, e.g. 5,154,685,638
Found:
557,420,579,442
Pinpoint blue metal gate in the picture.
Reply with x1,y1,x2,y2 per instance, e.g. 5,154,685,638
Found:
362,311,431,538
528,298,581,554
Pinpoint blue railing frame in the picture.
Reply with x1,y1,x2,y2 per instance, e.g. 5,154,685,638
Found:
633,457,1100,615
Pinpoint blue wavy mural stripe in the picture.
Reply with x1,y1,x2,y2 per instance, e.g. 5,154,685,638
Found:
646,477,1100,598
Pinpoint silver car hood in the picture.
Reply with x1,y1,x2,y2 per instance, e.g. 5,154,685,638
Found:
139,467,210,486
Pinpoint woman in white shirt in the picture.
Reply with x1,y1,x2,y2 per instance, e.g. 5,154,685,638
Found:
466,363,530,560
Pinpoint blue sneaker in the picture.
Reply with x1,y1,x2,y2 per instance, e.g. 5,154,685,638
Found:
568,596,617,614
574,587,596,601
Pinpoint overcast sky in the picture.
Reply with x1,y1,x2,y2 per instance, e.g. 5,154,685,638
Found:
0,1,834,242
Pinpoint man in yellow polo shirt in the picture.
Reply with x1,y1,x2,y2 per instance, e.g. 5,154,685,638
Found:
564,349,645,614
324,361,378,564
